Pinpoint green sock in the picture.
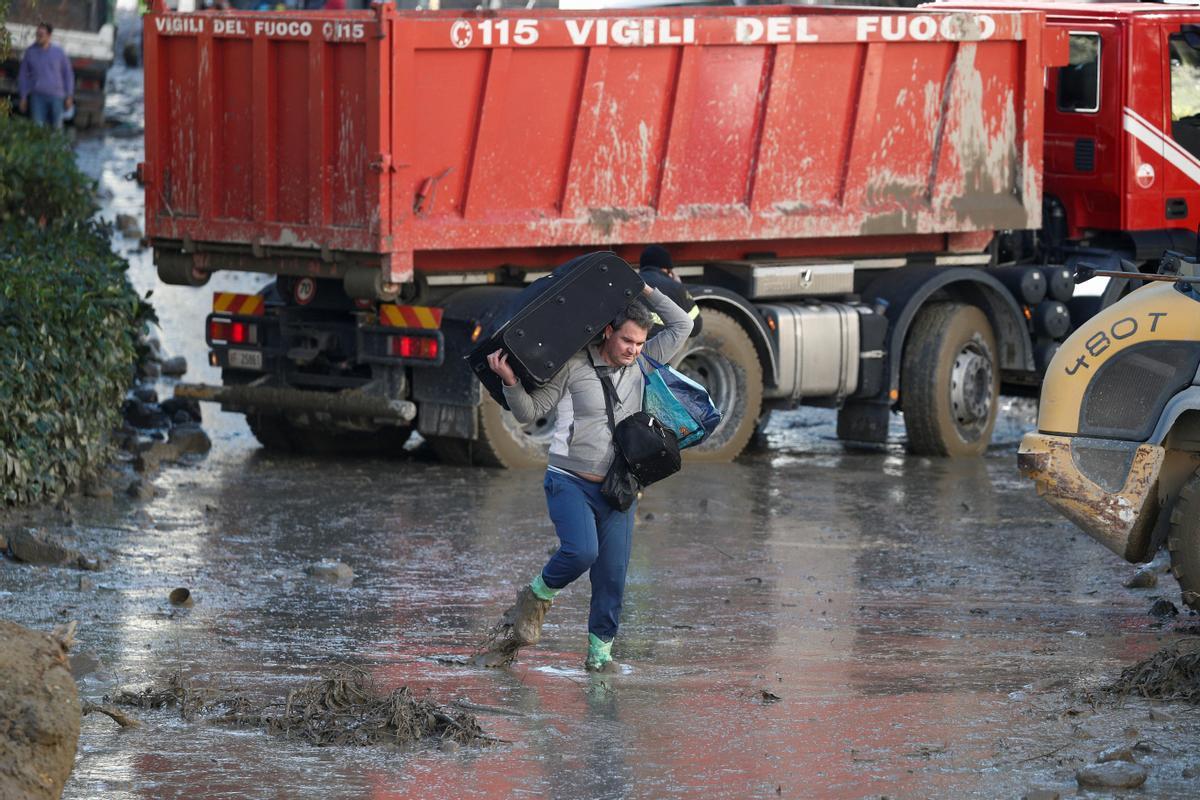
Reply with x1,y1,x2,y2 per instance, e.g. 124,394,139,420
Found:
586,633,613,666
530,574,559,602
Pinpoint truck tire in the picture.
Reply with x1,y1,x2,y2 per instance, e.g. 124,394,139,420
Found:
900,302,998,457
672,308,763,462
428,395,556,469
1168,470,1200,610
247,413,411,455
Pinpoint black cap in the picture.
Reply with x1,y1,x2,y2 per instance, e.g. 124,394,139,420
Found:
639,245,673,271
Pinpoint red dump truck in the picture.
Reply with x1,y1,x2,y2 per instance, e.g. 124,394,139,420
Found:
147,1,1199,466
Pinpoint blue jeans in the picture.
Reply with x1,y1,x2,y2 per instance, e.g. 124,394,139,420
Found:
541,470,636,641
29,93,65,129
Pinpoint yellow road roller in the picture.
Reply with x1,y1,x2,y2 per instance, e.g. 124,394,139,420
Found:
1018,255,1200,610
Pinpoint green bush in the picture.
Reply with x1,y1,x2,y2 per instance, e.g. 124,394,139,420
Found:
0,116,97,224
0,118,153,505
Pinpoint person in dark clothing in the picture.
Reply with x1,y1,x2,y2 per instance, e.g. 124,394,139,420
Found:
638,245,702,338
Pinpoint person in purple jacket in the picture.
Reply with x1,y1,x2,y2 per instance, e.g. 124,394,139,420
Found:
18,23,75,130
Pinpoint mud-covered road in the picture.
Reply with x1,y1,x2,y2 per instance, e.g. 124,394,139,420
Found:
3,63,1199,799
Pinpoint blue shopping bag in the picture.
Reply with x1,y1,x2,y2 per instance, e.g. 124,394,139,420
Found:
639,355,722,449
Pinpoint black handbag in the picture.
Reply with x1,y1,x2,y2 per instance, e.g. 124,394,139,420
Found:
591,355,681,511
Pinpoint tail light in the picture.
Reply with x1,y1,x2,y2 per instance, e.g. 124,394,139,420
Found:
209,318,257,345
389,334,439,360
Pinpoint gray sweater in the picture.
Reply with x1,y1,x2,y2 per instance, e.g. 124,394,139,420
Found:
502,288,694,476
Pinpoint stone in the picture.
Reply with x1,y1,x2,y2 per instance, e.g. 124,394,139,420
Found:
123,399,170,431
115,213,141,238
1149,598,1179,618
169,424,212,456
305,561,355,583
161,396,201,422
1124,568,1157,589
77,576,94,592
1076,762,1148,789
8,529,78,566
126,478,157,501
1096,745,1136,763
160,356,188,377
0,621,80,800
136,440,183,474
1021,790,1060,800
139,360,162,379
132,386,158,404
1149,708,1175,722
82,478,114,500
1182,764,1199,779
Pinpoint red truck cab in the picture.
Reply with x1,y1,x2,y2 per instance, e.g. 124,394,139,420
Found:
944,1,1200,257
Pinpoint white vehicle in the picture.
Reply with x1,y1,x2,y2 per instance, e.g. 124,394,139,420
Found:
1,0,116,129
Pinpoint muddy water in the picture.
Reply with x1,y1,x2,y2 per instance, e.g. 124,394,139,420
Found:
4,62,1198,799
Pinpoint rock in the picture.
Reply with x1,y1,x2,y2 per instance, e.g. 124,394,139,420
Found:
169,424,212,456
136,440,183,474
123,399,170,431
1149,598,1179,618
140,334,165,362
139,360,162,379
0,621,81,800
8,529,78,566
1124,568,1157,589
161,396,201,422
82,478,113,500
168,588,194,607
132,386,158,404
1183,764,1199,779
0,530,7,553
115,213,141,238
1076,762,1148,789
1097,744,1136,763
305,561,355,583
77,576,94,592
1021,790,1060,800
1149,708,1175,722
160,356,188,377
126,478,157,501
173,410,192,425
438,738,460,754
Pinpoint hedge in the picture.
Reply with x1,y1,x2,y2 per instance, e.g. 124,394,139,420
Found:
0,117,153,505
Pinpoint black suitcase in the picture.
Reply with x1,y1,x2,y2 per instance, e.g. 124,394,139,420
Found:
469,252,644,408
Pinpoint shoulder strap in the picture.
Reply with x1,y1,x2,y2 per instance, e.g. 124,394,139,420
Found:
586,349,619,434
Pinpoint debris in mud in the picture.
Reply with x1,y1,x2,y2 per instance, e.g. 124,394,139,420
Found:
5,528,105,571
81,700,140,729
758,690,782,704
305,560,355,583
111,666,492,748
1103,638,1200,703
1075,760,1147,789
1021,790,1061,800
168,588,194,607
1124,567,1158,589
1149,598,1180,619
1096,744,1136,763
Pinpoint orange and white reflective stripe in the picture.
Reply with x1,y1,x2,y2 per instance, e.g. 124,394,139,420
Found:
212,292,265,316
378,304,444,329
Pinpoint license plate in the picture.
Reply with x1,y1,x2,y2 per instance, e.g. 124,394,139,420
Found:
227,349,263,370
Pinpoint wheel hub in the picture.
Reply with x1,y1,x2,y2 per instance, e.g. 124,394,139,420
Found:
950,344,993,427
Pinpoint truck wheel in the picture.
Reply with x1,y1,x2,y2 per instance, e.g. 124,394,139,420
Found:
1168,470,1200,610
672,308,763,462
429,395,556,469
900,303,998,457
247,413,411,455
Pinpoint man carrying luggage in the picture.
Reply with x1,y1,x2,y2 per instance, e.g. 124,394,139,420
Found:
476,281,693,672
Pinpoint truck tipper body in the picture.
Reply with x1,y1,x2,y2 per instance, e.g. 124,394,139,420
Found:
1,0,116,129
145,2,1200,466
